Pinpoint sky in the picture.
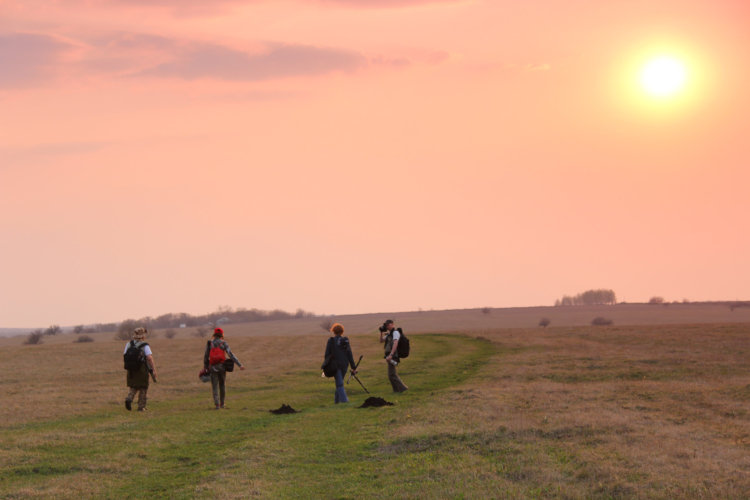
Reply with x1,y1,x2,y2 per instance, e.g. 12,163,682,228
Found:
1,0,749,327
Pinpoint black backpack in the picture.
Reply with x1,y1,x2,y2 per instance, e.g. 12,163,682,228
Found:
124,340,148,371
395,328,410,359
321,337,339,378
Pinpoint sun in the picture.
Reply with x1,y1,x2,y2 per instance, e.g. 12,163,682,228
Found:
640,57,688,97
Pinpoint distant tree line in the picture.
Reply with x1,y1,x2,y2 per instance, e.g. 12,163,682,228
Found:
73,323,118,334
125,306,316,330
110,306,317,340
555,289,617,306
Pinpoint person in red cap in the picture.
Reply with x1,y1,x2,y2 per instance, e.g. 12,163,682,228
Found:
203,327,245,409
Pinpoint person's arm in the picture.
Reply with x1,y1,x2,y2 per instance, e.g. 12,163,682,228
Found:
203,341,210,369
324,338,332,358
379,329,386,344
224,344,245,371
145,354,157,380
387,339,398,360
345,339,356,371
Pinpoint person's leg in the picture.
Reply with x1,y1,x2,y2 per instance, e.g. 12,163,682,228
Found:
334,370,348,403
125,387,137,411
210,371,221,407
218,370,226,406
137,387,148,410
388,363,408,393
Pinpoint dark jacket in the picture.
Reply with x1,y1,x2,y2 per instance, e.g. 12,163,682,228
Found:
324,335,356,376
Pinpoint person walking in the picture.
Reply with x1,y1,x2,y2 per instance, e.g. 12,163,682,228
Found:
124,327,157,412
203,328,245,409
380,319,408,393
323,323,358,404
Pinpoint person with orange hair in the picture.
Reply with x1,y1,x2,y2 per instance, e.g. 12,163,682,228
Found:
323,323,358,404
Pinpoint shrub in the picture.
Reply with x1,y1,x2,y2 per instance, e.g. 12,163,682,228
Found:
556,289,617,306
44,325,62,336
320,318,334,332
649,296,665,305
164,329,177,339
193,327,208,338
74,335,94,343
73,325,85,334
114,319,140,341
24,330,45,345
539,317,551,328
481,307,491,315
591,317,614,326
113,330,132,341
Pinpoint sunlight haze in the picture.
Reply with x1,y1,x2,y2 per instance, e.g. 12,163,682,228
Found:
1,0,749,327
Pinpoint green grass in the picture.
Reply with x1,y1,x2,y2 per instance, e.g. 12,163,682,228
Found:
5,324,750,499
0,334,495,499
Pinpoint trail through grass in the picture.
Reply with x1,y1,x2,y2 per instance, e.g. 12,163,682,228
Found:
1,334,494,499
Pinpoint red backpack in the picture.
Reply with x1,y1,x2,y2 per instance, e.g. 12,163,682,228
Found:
208,341,226,366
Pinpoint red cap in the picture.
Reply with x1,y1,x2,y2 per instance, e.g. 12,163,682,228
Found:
214,327,224,335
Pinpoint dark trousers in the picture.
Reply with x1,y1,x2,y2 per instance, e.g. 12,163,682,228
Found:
210,366,226,405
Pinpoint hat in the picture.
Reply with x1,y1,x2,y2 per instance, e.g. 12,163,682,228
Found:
133,327,147,340
213,327,224,337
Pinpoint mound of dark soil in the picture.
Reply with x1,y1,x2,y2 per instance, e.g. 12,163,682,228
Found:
358,397,394,408
270,404,298,415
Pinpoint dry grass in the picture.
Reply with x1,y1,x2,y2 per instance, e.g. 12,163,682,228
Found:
1,323,749,498
395,323,750,498
4,303,750,348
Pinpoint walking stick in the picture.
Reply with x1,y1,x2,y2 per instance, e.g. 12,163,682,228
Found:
347,355,363,384
351,373,370,394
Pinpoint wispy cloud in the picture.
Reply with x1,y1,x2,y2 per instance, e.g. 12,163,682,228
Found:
109,0,458,10
1,30,440,88
138,43,368,81
0,141,112,168
0,33,72,87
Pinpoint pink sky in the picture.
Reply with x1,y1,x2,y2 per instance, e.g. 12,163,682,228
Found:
1,0,749,327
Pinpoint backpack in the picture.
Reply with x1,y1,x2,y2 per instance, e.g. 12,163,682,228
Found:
321,337,339,378
208,340,227,366
124,340,148,371
395,328,410,359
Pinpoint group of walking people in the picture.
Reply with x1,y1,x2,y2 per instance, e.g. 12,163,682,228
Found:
122,320,408,411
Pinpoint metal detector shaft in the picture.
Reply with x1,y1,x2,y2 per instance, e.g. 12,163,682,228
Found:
352,373,369,394
347,355,363,384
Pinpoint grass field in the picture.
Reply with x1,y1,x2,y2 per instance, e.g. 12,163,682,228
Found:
2,323,750,499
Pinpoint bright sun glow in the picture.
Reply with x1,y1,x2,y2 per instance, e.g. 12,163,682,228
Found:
640,57,688,97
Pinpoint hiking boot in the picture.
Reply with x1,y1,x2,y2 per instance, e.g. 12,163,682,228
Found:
220,404,227,409
125,400,132,411
215,405,221,410
137,408,147,412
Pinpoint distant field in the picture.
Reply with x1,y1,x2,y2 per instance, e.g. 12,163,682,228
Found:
3,302,750,347
2,323,749,498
